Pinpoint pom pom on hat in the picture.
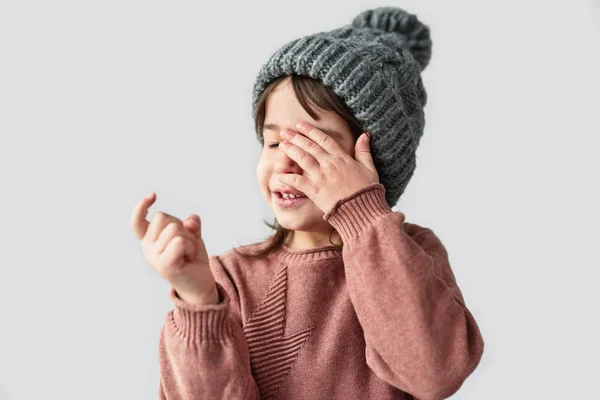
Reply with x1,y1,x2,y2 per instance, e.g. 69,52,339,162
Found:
351,7,432,70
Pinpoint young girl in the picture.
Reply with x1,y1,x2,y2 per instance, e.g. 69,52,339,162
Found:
130,6,484,399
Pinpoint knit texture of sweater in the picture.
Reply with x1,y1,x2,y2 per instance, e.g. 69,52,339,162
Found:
157,183,485,400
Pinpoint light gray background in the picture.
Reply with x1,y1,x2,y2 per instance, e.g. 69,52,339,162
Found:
1,0,599,399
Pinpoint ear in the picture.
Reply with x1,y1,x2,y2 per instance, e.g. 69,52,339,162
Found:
354,133,376,172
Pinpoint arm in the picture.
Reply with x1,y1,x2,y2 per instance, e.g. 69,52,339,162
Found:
158,255,260,400
323,183,485,400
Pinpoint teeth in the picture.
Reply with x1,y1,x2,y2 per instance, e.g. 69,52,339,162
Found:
281,192,305,199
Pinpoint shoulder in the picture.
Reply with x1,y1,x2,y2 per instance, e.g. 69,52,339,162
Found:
208,236,279,287
403,219,446,250
402,219,450,262
218,235,278,266
403,219,434,240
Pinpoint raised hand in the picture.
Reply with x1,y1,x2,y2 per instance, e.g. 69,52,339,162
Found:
129,192,219,306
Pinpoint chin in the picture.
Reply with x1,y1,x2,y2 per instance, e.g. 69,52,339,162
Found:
275,213,312,230
275,209,328,231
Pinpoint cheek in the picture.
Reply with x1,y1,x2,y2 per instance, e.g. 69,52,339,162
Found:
256,158,270,186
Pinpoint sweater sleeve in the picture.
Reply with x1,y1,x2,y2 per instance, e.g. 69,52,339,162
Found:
323,183,485,400
158,255,260,400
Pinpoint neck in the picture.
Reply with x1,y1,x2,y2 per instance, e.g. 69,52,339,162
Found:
284,229,342,251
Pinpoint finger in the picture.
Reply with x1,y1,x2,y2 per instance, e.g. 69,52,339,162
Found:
183,214,201,239
155,221,196,256
185,214,200,223
295,121,345,155
280,141,320,177
129,192,156,241
276,173,312,197
183,236,196,263
280,128,328,165
146,212,175,244
160,236,195,272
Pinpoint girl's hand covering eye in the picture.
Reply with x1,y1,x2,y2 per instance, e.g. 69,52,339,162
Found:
275,121,379,215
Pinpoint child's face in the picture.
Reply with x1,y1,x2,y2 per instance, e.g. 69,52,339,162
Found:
256,76,356,235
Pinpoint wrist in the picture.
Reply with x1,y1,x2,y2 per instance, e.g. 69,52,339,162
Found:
175,284,220,306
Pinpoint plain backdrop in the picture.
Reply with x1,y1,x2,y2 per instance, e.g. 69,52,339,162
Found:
1,0,599,399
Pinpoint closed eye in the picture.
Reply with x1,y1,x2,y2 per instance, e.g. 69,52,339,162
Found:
269,143,279,149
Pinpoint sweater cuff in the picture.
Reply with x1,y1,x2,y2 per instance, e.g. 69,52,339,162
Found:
323,183,396,240
167,283,232,342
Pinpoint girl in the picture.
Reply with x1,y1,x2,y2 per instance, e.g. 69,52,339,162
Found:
130,6,485,400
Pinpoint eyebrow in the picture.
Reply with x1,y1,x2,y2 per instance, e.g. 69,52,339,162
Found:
262,123,345,141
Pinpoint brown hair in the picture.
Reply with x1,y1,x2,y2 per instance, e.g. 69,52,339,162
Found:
233,74,365,259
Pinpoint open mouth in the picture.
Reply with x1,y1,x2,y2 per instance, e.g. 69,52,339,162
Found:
274,191,307,199
273,191,309,208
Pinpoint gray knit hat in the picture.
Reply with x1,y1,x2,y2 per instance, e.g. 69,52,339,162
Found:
251,6,432,208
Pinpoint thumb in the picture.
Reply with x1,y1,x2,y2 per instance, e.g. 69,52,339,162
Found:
183,215,209,264
355,132,376,171
183,214,201,239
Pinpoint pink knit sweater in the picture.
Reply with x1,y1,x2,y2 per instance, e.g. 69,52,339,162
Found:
158,183,484,400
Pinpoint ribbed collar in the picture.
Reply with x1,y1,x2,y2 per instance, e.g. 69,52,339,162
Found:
277,242,344,264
